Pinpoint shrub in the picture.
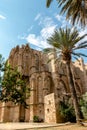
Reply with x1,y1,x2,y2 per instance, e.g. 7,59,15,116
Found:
80,92,87,119
33,115,39,122
59,100,76,122
33,115,43,122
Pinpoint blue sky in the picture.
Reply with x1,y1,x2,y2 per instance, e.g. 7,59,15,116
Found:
0,0,87,63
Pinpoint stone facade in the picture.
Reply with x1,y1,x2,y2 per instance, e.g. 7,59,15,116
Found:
0,44,87,123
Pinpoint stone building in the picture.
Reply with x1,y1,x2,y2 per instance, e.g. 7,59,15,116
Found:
0,44,87,123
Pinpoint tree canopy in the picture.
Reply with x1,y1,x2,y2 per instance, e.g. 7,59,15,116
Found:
0,63,30,108
44,27,87,62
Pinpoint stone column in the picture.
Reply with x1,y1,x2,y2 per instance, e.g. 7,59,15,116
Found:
0,102,5,122
78,58,87,92
12,105,19,122
18,51,22,72
82,64,87,92
29,78,35,122
48,53,56,73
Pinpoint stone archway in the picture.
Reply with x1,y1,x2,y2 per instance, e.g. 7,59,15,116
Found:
56,79,67,101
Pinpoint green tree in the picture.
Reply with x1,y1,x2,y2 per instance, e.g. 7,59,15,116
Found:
0,54,5,90
46,0,87,27
43,27,87,124
0,54,4,71
0,64,30,108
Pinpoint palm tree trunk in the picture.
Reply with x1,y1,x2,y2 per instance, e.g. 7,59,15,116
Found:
66,61,82,124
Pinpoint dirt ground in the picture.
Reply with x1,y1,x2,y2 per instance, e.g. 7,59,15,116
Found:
51,124,87,130
0,122,87,130
33,123,87,130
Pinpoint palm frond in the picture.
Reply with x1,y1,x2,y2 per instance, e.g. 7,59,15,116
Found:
73,56,81,63
59,0,72,14
46,0,53,7
79,34,87,41
43,48,54,53
76,53,87,57
74,42,87,50
72,52,81,58
72,52,87,58
57,0,87,27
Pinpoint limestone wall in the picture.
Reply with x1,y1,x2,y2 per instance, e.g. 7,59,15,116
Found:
44,93,57,123
73,58,87,93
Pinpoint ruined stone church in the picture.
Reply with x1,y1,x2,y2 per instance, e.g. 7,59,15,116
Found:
0,44,87,123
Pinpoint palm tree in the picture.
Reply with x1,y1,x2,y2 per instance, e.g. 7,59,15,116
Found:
46,0,87,27
43,27,87,124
